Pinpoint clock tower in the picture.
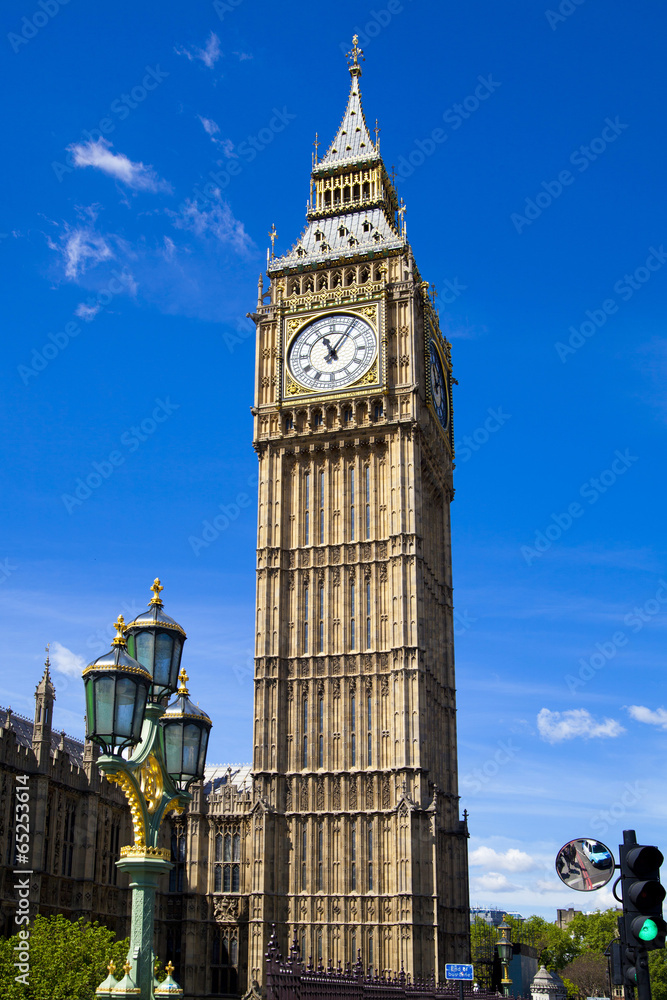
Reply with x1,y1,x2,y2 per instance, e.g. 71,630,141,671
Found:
247,36,470,982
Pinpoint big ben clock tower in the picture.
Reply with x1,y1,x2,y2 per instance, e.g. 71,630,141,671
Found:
247,36,470,983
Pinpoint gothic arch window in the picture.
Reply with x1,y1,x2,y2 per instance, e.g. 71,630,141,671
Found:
304,472,310,545
316,273,328,291
349,466,355,541
304,275,314,292
367,691,372,764
350,821,357,890
360,266,370,283
62,801,76,877
169,825,186,892
332,270,342,288
317,821,323,890
288,278,300,296
318,689,324,763
217,831,241,892
319,469,325,544
367,821,373,891
333,187,341,206
315,229,324,242
313,410,323,428
344,268,355,287
350,693,356,764
338,225,348,238
284,413,294,432
302,697,308,767
303,586,309,654
365,466,371,540
211,929,239,995
343,185,351,203
362,182,370,200
353,183,360,200
301,824,307,890
324,190,331,208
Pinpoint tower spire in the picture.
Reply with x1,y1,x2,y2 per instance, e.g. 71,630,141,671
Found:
346,33,365,78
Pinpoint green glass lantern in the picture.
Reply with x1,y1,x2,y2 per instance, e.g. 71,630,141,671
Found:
497,919,513,964
83,616,151,754
162,669,212,789
124,579,186,700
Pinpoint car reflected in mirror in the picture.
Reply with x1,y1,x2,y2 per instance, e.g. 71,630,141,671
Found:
555,838,615,891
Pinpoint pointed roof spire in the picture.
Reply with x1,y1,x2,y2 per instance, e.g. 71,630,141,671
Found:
316,35,379,171
36,644,56,698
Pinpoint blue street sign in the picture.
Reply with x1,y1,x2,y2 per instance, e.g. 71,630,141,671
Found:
445,964,474,981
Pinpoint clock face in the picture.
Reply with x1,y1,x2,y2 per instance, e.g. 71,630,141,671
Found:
287,314,376,392
429,340,450,430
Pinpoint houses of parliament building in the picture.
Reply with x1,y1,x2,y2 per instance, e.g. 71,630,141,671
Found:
0,38,470,1000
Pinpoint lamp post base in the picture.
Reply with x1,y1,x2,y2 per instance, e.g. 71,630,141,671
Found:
114,853,173,1000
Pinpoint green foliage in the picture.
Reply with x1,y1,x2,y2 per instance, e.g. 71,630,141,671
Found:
568,909,618,955
560,976,581,999
519,914,580,970
649,948,667,1000
0,914,129,1000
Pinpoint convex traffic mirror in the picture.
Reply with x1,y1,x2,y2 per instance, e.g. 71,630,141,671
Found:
555,838,615,891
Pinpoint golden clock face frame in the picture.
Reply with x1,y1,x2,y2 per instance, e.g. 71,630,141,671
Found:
428,336,452,444
286,312,377,393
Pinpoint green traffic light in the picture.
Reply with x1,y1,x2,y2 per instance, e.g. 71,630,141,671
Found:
639,919,659,942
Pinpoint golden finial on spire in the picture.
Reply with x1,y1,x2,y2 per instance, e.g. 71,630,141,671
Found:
177,668,189,695
374,118,381,152
398,197,407,237
107,960,117,975
268,223,278,259
123,960,132,976
112,616,126,646
165,961,175,977
313,132,320,166
150,578,164,605
346,34,364,77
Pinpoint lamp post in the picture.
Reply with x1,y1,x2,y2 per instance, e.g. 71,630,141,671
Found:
496,919,513,998
82,580,212,1000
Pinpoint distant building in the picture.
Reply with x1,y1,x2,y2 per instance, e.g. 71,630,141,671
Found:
470,907,525,927
556,907,581,929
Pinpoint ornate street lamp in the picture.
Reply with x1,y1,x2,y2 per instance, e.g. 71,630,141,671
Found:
496,919,513,998
82,579,212,1000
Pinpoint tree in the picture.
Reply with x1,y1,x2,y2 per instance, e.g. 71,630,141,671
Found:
568,909,618,955
518,914,580,970
0,914,130,1000
560,952,609,998
649,949,667,1000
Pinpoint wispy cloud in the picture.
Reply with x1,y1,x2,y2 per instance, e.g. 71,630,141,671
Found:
537,707,625,743
48,223,114,280
198,115,220,137
469,846,537,872
627,705,667,730
170,194,253,254
175,31,221,69
50,641,85,678
68,138,171,193
197,116,237,158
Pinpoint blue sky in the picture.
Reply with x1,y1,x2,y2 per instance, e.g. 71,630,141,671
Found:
2,0,666,922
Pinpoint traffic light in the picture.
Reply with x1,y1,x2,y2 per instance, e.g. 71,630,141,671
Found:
620,830,667,952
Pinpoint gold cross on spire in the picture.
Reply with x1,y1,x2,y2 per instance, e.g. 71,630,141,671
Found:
107,960,116,975
313,132,320,165
374,119,381,151
268,223,278,258
165,961,175,977
177,668,189,695
150,578,164,605
346,34,364,77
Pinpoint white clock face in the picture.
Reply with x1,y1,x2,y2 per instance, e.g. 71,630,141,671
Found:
288,314,376,391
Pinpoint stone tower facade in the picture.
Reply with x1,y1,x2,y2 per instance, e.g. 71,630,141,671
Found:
247,37,470,983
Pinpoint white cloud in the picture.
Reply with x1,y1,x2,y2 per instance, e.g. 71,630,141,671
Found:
627,705,667,730
75,301,101,321
472,872,522,894
198,115,220,137
50,641,85,678
48,225,114,280
469,846,537,872
175,31,221,69
537,708,625,744
68,138,171,193
170,195,253,254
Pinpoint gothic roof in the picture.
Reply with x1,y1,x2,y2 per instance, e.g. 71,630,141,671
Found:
0,706,84,767
204,763,252,794
273,207,404,272
314,76,379,173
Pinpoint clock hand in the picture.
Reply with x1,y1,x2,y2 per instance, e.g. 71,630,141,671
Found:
321,336,337,362
332,321,355,354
